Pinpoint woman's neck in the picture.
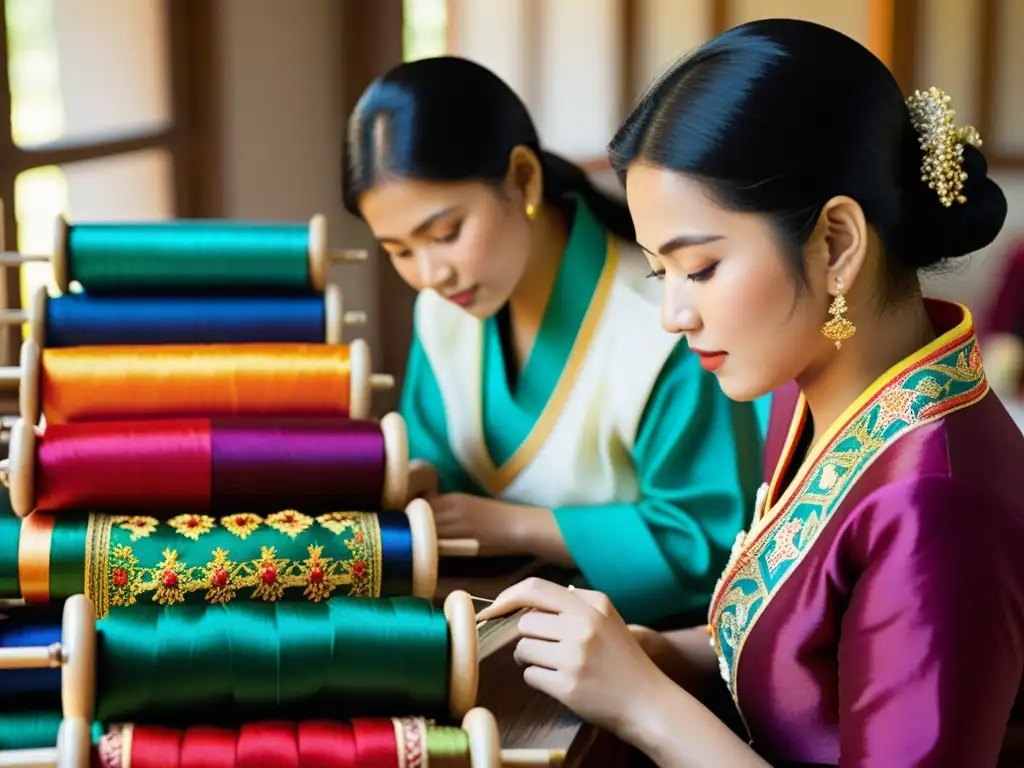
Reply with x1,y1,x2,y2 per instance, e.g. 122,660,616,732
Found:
797,292,936,448
506,205,570,369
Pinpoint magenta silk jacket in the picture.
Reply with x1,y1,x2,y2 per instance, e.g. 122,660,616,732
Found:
707,300,1024,766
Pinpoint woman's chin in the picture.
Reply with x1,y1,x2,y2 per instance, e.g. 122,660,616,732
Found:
717,371,774,403
463,293,507,320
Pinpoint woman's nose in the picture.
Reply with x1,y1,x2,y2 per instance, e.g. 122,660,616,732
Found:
417,250,454,289
661,285,701,334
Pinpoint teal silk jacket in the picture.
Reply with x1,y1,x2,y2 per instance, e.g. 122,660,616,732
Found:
401,202,770,623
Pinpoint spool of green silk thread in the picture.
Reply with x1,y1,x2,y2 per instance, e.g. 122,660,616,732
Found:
0,712,62,750
0,501,22,599
427,724,472,761
0,713,102,750
66,221,314,293
94,597,451,724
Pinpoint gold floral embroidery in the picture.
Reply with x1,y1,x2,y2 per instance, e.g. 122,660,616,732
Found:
764,519,802,574
154,549,187,606
92,511,383,615
167,514,215,541
109,543,141,609
204,548,237,605
317,511,361,535
110,515,159,541
301,546,335,602
343,530,371,587
266,510,313,538
876,388,919,429
220,513,262,540
251,546,289,601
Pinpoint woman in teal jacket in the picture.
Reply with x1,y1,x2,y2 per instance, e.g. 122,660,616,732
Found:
343,57,768,623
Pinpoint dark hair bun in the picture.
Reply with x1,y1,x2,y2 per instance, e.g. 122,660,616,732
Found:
608,19,1009,280
903,143,1007,269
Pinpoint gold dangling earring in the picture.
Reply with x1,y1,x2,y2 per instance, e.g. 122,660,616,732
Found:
821,280,856,350
525,203,538,220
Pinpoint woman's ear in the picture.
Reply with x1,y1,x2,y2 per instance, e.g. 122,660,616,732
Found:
809,195,869,296
505,145,543,214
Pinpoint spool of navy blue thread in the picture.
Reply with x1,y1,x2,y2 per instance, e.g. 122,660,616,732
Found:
0,613,62,701
378,510,414,597
43,293,328,346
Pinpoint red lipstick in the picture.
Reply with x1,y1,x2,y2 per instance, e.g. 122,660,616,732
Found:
445,287,478,307
691,347,728,372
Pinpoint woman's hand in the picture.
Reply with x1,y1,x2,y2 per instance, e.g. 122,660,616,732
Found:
407,459,439,501
430,493,529,556
429,494,572,564
476,578,668,735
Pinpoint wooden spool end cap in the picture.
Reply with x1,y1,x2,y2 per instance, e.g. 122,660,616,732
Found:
18,340,41,425
462,707,502,768
443,589,479,718
379,411,409,509
56,717,91,768
347,339,371,420
52,216,70,295
29,284,48,348
323,283,343,346
404,498,438,600
61,595,96,722
307,214,328,293
8,418,36,518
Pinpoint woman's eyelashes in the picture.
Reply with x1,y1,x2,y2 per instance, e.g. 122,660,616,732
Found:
645,262,718,282
382,221,463,258
686,262,718,283
434,221,463,243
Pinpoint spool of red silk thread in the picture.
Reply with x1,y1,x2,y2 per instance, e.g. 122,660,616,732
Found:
34,418,387,514
99,720,398,768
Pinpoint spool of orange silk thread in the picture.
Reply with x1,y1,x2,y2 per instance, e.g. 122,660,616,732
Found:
18,339,395,425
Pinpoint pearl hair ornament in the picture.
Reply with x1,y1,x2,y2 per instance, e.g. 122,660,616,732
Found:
905,86,982,208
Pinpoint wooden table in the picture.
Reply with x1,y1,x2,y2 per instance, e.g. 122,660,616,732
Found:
435,559,633,767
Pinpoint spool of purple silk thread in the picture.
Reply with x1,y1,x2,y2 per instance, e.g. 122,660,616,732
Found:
210,417,387,512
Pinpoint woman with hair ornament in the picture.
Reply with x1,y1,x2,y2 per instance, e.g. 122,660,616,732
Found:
478,19,1024,767
343,57,767,625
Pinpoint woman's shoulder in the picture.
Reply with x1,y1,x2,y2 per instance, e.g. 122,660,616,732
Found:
804,383,1024,544
890,391,1024,530
840,438,1024,575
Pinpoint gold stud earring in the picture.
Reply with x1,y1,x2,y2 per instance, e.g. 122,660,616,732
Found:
821,282,856,350
525,203,538,220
